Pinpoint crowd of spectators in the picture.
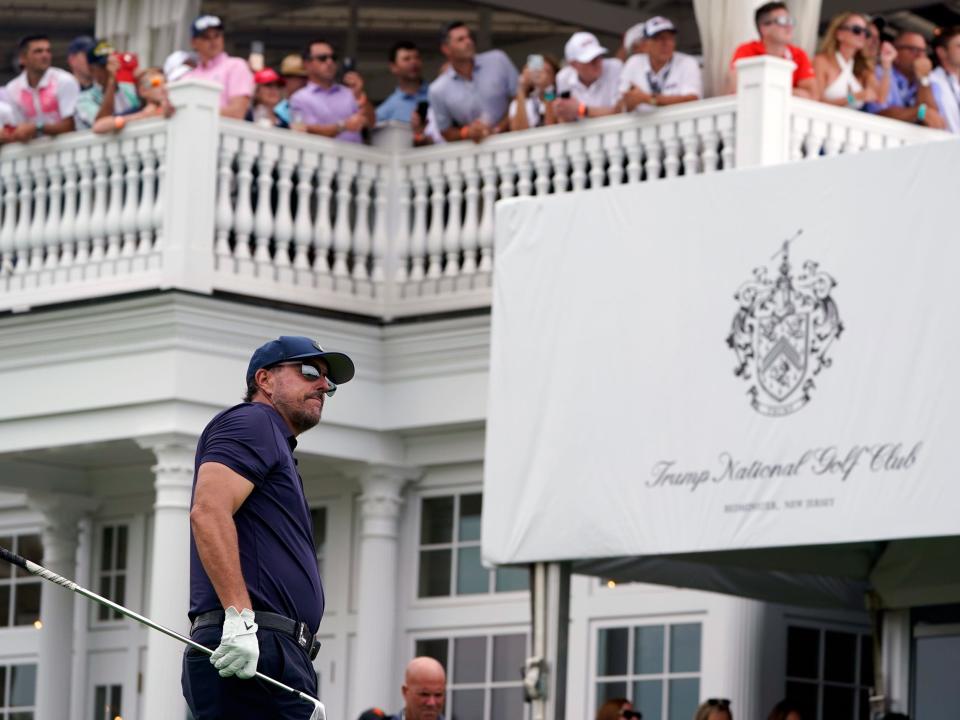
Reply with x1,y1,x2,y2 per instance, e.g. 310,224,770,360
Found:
0,4,958,149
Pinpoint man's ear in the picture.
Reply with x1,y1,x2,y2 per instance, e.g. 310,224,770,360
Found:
255,367,275,398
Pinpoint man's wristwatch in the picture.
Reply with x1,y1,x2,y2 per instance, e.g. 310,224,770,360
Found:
919,75,931,88
335,120,345,133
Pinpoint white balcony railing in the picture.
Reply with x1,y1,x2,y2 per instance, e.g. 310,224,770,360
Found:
0,57,949,318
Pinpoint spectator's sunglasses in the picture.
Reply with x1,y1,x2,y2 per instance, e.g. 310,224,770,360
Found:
706,699,731,708
840,23,872,37
762,15,795,27
271,362,337,397
896,44,927,55
309,53,337,63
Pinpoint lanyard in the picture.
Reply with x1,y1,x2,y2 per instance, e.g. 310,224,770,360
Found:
647,58,673,95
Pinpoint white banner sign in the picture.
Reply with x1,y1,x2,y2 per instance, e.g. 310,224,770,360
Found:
483,140,960,566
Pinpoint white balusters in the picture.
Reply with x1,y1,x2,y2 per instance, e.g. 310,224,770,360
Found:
43,153,63,273
232,139,256,276
370,164,388,285
89,145,108,264
120,139,140,260
843,128,865,155
477,155,496,276
679,120,701,176
28,157,47,273
496,150,516,199
58,150,77,273
393,166,412,287
408,164,428,283
550,140,570,193
822,123,845,157
569,137,588,191
253,142,278,275
698,117,720,173
460,157,479,279
331,157,355,281
661,125,681,178
292,150,316,280
603,131,624,186
352,161,374,285
313,154,335,283
0,160,16,275
136,137,157,257
585,135,606,188
442,159,463,287
104,143,124,260
803,118,827,159
13,158,32,273
73,147,93,272
641,127,662,181
150,133,165,256
514,147,533,197
274,147,296,276
213,135,237,268
426,161,445,281
719,114,736,170
531,144,551,195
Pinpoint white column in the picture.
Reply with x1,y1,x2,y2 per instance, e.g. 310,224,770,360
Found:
160,80,221,294
700,596,771,720
137,435,196,720
349,466,417,717
26,492,98,720
881,609,911,714
734,55,795,168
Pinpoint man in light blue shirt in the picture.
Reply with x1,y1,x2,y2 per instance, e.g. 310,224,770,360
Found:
864,30,947,129
376,41,429,124
428,21,518,142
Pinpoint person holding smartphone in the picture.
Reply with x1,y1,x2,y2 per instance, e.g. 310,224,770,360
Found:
509,53,559,130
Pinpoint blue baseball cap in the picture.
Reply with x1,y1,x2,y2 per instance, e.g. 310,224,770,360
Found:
67,35,96,57
191,14,224,38
246,336,355,386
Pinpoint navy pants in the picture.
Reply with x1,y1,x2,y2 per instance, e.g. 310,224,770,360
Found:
182,625,319,719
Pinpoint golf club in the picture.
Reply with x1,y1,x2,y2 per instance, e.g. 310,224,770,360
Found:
0,544,326,720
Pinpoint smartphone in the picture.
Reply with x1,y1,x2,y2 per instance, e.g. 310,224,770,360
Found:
559,90,571,99
527,54,544,71
415,101,429,125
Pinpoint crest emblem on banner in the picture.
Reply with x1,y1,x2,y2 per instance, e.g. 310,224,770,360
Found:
726,231,843,416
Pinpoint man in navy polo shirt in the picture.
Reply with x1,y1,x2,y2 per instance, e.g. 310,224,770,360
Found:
181,336,354,719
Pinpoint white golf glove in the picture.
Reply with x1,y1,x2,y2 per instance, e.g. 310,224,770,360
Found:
210,606,259,679
309,700,327,720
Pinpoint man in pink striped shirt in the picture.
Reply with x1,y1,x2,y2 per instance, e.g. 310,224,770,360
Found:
183,15,254,120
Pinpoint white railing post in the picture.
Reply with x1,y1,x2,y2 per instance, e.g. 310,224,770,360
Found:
160,80,221,293
734,56,795,168
371,123,413,317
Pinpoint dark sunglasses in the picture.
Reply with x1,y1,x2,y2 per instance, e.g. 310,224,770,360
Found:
272,362,337,396
706,698,731,708
309,53,337,63
621,711,642,719
840,24,872,37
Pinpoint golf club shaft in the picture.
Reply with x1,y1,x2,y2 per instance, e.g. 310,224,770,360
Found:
0,545,325,718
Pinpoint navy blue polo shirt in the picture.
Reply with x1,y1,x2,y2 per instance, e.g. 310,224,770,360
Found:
188,403,324,633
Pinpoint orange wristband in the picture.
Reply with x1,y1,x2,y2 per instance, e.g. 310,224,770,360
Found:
459,126,469,140
578,102,587,119
114,116,126,131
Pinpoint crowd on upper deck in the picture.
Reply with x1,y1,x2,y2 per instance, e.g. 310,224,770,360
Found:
0,2,957,149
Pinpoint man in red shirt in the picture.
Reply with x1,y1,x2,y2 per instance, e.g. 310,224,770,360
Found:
726,1,818,98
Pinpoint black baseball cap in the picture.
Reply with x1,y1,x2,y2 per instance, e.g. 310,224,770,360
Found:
191,14,224,37
246,336,355,386
67,35,96,57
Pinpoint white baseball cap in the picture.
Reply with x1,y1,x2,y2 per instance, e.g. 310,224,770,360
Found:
564,32,608,63
623,22,647,52
644,16,677,38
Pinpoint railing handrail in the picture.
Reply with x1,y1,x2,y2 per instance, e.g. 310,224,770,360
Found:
0,118,167,160
220,117,390,166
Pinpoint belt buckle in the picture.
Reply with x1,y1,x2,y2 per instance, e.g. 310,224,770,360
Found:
296,621,310,651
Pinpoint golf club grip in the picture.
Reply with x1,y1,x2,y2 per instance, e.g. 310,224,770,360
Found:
0,545,324,717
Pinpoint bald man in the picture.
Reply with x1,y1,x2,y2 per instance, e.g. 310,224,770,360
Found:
391,656,446,720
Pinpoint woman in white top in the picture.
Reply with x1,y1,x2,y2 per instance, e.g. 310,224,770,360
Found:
508,54,559,131
813,12,880,108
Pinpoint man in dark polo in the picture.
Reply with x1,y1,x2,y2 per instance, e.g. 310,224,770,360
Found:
181,336,354,719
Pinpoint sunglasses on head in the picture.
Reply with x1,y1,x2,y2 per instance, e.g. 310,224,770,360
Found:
310,53,337,63
762,15,795,27
706,698,731,708
271,362,337,396
840,24,872,37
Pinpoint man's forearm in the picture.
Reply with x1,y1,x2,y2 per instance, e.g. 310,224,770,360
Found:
96,82,117,121
191,506,253,611
44,117,75,136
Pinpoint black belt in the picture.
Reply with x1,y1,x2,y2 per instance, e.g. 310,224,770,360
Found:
191,610,321,661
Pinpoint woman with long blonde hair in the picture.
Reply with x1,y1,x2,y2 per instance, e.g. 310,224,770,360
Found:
813,12,880,107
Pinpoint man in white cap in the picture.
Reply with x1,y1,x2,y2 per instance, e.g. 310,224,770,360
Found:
622,22,649,58
619,17,702,113
555,31,623,122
